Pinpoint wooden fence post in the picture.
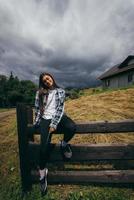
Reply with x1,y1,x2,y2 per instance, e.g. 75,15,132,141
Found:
26,106,34,141
16,103,32,194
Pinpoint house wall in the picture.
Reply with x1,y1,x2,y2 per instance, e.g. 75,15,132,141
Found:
102,69,134,89
128,59,134,65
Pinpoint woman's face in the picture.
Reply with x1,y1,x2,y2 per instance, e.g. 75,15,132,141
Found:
42,75,54,88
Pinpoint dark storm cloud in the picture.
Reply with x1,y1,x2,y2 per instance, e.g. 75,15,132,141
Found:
0,0,134,88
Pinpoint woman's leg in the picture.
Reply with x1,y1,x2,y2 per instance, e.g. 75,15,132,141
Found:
39,118,52,170
57,114,76,143
56,114,76,159
38,118,52,195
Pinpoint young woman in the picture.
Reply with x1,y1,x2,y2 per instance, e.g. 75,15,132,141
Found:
34,72,76,196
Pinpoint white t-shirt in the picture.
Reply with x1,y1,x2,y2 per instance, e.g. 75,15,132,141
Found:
42,89,57,119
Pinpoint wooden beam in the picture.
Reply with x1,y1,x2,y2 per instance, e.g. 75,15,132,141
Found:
16,103,32,192
28,143,134,163
27,119,134,135
26,106,33,124
76,120,134,133
26,106,34,141
31,169,134,184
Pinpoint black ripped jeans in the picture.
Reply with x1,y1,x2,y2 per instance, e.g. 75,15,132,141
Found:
38,113,76,169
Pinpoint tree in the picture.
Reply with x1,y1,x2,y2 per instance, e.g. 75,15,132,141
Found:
0,75,8,107
0,73,37,107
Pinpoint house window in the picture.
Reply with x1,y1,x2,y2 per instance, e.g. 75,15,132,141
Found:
105,79,110,87
128,73,133,82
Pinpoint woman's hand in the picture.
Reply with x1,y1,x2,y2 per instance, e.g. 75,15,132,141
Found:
49,127,56,133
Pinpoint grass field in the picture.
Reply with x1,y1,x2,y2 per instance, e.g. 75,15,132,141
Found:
0,87,134,200
0,108,13,112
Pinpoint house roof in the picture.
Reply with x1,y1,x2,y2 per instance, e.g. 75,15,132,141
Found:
98,55,134,80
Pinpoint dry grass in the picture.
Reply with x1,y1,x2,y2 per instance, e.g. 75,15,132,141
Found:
52,87,134,145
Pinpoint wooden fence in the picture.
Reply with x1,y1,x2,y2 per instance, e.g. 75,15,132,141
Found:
16,103,134,193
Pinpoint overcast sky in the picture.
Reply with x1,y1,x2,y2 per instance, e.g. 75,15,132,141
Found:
0,0,134,88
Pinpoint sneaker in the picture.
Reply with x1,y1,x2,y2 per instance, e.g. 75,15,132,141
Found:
60,140,72,160
39,168,48,196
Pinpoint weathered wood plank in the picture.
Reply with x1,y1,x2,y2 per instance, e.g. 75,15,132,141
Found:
16,103,32,192
76,120,134,133
28,143,134,163
26,106,34,141
27,119,134,135
26,106,33,124
31,170,134,184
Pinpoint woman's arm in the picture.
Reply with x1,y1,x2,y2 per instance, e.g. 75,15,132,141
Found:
49,88,65,129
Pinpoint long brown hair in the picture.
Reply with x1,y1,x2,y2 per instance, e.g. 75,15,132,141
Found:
38,72,59,115
39,72,59,90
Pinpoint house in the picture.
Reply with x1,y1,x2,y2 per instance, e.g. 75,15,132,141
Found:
98,55,134,89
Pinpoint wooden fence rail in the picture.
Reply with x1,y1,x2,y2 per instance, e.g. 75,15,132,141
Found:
27,120,134,134
16,103,134,194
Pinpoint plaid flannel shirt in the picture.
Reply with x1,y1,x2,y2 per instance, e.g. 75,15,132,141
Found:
34,88,65,129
